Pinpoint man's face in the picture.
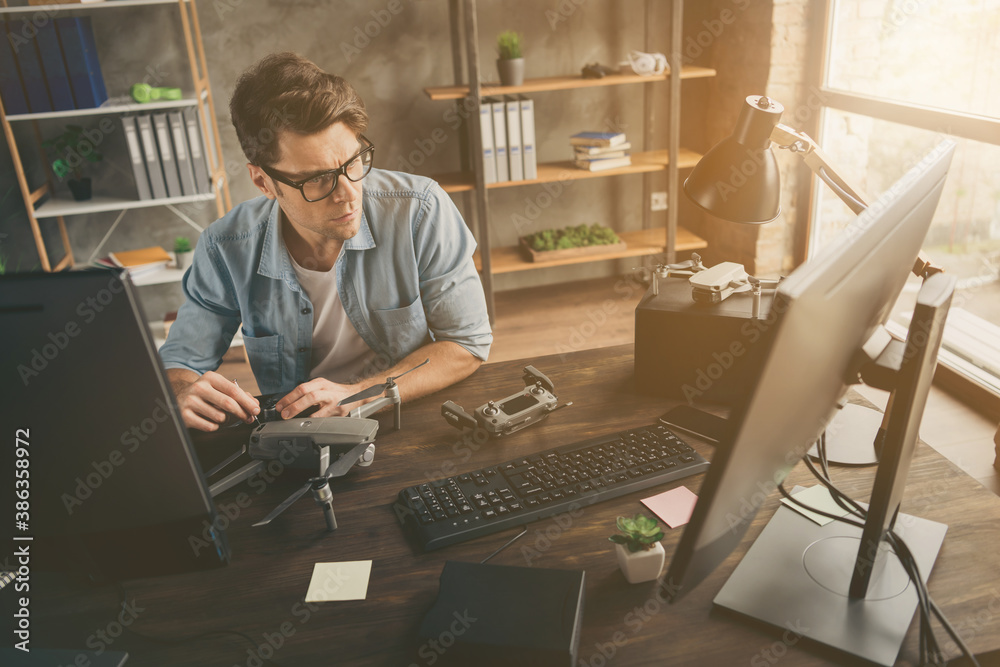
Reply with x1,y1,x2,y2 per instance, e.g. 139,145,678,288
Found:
249,122,366,245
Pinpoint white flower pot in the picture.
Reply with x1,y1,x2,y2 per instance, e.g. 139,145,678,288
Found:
175,250,193,271
615,542,665,584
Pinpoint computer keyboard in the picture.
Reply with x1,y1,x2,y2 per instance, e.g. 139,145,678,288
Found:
395,422,710,551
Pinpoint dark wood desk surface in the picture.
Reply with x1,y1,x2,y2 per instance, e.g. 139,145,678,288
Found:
31,345,1000,666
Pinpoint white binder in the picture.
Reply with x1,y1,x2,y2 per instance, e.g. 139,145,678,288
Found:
519,96,537,180
491,99,509,182
505,96,523,181
479,100,497,185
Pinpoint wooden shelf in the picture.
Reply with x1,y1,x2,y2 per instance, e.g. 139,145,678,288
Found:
424,67,716,101
35,192,216,219
435,148,702,194
475,226,707,274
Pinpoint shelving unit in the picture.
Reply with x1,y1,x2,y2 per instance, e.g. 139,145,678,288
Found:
432,0,712,319
0,0,231,274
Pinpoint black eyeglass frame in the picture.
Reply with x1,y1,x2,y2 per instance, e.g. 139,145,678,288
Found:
258,134,375,203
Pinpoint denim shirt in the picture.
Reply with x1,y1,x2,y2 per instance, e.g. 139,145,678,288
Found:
159,168,492,395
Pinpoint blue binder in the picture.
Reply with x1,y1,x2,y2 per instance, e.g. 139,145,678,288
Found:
9,31,52,112
0,27,29,115
36,22,75,111
55,16,107,109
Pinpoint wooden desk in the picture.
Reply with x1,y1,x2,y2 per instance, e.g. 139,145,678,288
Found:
29,345,1000,666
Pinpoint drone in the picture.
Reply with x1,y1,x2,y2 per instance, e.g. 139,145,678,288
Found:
648,252,781,317
206,359,429,531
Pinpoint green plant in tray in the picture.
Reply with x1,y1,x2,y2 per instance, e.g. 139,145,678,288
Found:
524,223,620,252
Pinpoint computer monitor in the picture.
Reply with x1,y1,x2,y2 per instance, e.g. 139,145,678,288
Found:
664,140,957,665
1,269,229,579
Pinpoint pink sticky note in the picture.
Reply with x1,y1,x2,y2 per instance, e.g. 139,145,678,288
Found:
641,486,699,528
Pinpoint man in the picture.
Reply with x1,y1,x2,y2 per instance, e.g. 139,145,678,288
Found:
160,53,492,431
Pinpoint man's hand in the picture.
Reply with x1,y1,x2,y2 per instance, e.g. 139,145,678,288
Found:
275,377,375,419
277,342,482,420
168,369,261,432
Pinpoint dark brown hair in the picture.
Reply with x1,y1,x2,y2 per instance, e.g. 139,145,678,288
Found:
229,52,368,167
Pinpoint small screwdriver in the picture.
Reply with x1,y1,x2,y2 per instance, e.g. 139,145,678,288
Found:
233,378,263,427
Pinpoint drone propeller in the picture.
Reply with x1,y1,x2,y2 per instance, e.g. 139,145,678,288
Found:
252,441,372,527
660,252,705,274
338,358,430,406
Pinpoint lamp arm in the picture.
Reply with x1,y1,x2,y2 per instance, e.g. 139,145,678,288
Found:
770,123,941,278
770,123,870,213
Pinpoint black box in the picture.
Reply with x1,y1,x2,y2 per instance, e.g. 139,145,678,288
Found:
634,277,776,405
419,561,585,667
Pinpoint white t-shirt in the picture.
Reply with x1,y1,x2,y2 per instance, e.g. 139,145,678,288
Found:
289,252,377,384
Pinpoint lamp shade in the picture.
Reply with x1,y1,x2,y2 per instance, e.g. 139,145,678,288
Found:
683,95,785,224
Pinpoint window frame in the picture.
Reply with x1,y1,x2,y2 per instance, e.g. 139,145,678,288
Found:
798,0,1000,414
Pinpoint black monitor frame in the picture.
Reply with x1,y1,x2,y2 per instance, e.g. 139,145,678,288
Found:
1,269,229,580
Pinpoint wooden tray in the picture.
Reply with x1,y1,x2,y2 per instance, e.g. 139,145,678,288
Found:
519,237,628,263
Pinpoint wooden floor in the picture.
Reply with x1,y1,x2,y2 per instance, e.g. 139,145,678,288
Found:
222,274,1000,495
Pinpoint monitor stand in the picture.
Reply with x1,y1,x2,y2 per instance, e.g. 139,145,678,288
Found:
807,402,884,466
713,503,946,666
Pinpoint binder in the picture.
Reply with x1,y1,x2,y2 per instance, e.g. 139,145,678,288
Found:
153,113,182,197
169,111,197,195
10,31,51,112
0,27,29,115
519,96,538,180
491,99,509,182
135,114,167,199
505,96,523,181
35,22,75,111
121,116,152,200
54,17,107,109
199,105,218,179
479,100,497,185
183,106,211,194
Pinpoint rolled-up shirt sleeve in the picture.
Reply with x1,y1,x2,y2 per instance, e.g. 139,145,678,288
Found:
159,236,242,375
413,183,493,361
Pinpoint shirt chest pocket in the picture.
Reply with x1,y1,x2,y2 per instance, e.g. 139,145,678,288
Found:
240,330,285,394
369,296,429,361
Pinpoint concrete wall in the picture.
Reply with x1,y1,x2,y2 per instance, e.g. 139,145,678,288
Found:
1,0,796,317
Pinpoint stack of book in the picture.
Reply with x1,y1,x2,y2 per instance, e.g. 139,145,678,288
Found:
570,132,632,171
94,245,172,278
0,15,107,114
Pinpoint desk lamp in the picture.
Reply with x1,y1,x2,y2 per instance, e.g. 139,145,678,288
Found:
684,94,868,223
682,94,937,465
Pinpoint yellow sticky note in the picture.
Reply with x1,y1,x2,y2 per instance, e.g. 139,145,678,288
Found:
781,485,854,526
304,561,372,602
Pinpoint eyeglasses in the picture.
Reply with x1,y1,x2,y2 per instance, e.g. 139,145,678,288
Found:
259,135,375,202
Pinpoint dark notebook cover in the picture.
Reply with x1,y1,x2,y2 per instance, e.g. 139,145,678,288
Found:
419,560,585,667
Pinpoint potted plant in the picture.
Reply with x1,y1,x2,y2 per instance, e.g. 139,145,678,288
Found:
42,125,103,201
497,30,525,87
174,236,193,270
609,514,666,584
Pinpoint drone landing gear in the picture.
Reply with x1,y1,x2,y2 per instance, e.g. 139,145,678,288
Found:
311,478,337,531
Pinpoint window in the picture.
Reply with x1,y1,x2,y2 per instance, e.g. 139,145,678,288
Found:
810,0,1000,400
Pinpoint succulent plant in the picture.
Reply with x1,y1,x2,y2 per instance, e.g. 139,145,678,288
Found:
609,514,664,553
